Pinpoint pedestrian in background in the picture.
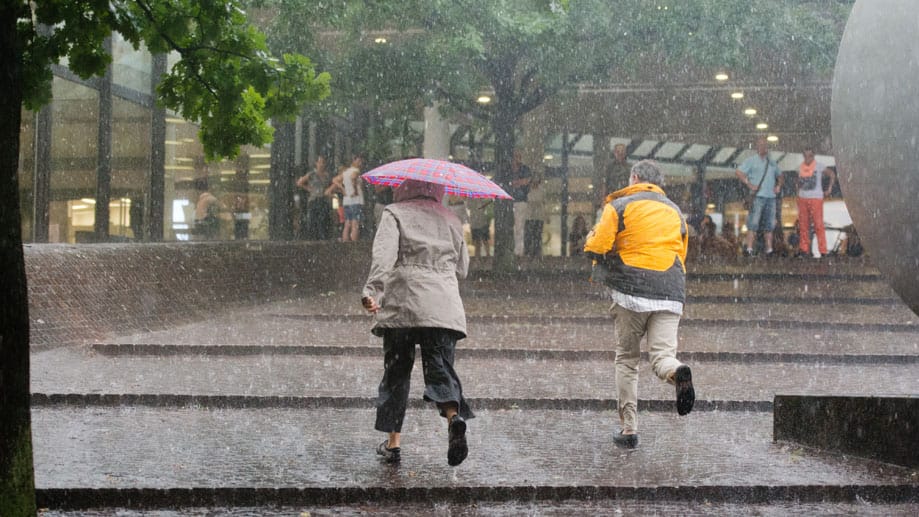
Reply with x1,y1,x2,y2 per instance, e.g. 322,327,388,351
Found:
361,179,473,467
467,197,493,257
296,154,334,240
524,175,547,257
795,147,836,258
333,153,365,242
508,149,532,256
736,136,784,256
584,160,695,449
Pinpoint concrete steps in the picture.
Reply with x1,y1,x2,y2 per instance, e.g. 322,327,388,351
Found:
31,407,918,502
31,346,919,402
31,259,919,513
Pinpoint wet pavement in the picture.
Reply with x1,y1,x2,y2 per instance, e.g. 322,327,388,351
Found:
29,258,919,513
31,346,918,401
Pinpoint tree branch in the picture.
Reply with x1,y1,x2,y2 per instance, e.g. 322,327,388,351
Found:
435,83,492,122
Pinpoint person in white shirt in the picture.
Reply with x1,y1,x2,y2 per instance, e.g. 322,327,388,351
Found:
332,154,365,242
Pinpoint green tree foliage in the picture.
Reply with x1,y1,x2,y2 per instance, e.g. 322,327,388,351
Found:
268,0,850,269
1,2,328,514
23,0,331,158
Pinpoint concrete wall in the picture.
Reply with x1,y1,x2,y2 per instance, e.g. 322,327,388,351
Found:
774,395,919,469
25,241,371,345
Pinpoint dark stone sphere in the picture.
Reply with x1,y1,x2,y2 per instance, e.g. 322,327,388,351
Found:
831,0,919,316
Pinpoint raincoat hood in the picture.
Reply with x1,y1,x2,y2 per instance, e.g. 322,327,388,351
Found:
394,179,445,203
604,182,665,204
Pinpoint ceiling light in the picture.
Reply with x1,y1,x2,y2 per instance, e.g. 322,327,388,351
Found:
80,198,96,204
374,37,387,44
730,92,744,99
766,135,778,142
543,154,554,161
744,108,757,116
71,204,89,210
756,122,769,130
477,95,492,104
715,73,729,81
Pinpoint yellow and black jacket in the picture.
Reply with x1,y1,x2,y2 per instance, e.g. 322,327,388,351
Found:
584,183,688,302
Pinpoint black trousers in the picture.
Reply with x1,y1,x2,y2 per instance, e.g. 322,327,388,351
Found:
524,220,544,257
305,198,332,240
375,328,474,433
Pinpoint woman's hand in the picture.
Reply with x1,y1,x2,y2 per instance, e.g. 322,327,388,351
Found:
362,296,380,314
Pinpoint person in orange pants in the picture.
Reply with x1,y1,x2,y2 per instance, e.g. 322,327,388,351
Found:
795,147,836,258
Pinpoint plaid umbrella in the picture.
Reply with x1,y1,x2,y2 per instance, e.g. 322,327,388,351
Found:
362,158,512,199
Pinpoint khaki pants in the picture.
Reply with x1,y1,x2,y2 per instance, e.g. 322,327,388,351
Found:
513,201,528,256
611,303,683,432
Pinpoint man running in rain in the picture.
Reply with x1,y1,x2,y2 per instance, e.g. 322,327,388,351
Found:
584,159,695,449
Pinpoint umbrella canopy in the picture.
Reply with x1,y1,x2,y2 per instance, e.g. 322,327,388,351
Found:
362,158,512,199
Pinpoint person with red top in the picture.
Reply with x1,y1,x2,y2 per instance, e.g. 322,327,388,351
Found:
795,147,836,258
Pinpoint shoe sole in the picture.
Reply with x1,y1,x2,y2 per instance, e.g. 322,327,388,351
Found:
675,365,695,416
447,417,468,466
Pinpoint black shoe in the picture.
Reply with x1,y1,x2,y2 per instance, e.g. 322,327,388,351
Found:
674,365,695,416
376,440,401,464
613,429,639,449
794,251,809,259
447,415,468,466
742,248,754,257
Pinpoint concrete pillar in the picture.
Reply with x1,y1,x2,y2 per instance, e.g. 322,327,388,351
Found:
422,102,450,159
94,36,113,241
32,104,52,243
592,134,611,208
144,53,167,242
294,116,303,166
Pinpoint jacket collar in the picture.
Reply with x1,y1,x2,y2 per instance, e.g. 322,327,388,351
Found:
604,182,665,204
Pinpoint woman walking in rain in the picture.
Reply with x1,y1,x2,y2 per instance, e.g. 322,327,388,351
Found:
361,178,473,467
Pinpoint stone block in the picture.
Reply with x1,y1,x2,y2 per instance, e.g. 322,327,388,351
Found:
774,395,919,468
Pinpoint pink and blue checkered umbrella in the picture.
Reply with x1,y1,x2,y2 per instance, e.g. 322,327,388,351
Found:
362,158,512,199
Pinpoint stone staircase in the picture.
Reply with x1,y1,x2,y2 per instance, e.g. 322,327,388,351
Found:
30,256,919,514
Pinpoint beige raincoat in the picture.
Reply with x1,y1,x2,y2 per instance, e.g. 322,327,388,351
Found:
362,180,469,337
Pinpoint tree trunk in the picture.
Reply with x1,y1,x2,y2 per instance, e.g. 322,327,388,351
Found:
0,4,37,515
491,110,517,272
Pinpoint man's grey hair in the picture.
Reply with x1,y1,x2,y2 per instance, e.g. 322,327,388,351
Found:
630,159,665,186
